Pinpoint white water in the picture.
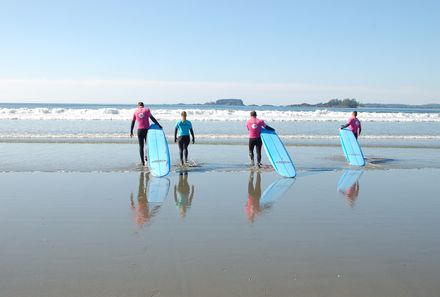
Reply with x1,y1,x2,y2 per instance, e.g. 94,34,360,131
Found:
1,107,440,122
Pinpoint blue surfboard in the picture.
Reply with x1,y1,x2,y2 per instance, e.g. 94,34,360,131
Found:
339,128,365,166
260,129,296,178
337,170,363,193
259,178,295,208
147,177,170,203
147,124,171,177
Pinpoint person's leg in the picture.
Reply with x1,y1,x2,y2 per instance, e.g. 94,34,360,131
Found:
183,136,190,162
137,129,147,165
256,138,263,165
143,129,148,163
177,137,184,164
249,138,256,165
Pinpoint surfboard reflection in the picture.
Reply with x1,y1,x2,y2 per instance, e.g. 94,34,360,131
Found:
246,172,295,223
337,170,363,208
130,172,170,227
174,170,195,219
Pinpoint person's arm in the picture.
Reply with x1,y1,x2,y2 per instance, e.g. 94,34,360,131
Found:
174,127,178,143
190,128,195,144
358,124,362,136
340,123,349,129
130,116,136,137
264,124,275,131
149,114,162,129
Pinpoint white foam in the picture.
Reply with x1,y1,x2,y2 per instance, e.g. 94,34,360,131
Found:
1,133,439,140
0,107,439,122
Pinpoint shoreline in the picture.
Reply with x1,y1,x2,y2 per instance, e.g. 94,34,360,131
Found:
1,142,440,173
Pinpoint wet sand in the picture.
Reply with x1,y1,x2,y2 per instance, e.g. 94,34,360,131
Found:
2,143,440,172
1,168,440,297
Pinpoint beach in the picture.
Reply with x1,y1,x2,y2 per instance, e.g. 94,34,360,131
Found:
1,103,440,296
1,140,440,296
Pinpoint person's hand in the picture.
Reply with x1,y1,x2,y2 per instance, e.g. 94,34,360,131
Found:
130,133,133,138
157,124,163,129
174,138,177,143
192,138,195,144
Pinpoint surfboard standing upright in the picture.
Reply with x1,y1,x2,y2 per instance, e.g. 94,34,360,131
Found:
260,129,296,178
339,128,365,166
147,124,171,177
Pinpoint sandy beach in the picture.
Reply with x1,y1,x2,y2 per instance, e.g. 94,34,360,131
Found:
1,144,440,296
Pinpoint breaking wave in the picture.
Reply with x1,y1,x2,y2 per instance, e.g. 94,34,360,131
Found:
1,107,440,122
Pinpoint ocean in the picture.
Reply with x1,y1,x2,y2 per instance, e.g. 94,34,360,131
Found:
1,102,440,172
1,103,439,147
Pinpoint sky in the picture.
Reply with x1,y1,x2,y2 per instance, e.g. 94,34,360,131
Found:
0,0,439,105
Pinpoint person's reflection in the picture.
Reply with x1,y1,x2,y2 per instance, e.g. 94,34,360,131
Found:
337,171,362,208
342,181,360,208
174,170,195,218
245,171,262,222
130,172,160,227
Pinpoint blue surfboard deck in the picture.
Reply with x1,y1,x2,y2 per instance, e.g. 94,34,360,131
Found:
337,170,363,193
147,177,170,203
147,124,171,177
339,128,365,166
260,130,296,178
260,178,295,207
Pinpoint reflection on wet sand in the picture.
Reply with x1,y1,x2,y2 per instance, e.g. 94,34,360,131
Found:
130,172,170,227
174,170,195,218
246,172,296,222
246,171,263,222
337,170,363,208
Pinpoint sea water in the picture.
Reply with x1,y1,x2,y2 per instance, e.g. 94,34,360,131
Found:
1,103,439,172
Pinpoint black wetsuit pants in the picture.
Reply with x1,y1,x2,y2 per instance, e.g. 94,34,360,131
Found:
178,135,190,162
137,128,148,164
249,137,262,163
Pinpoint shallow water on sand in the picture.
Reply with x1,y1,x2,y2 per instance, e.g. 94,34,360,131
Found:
1,143,440,173
0,169,439,297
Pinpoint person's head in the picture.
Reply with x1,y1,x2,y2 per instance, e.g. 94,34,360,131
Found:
181,111,187,120
250,111,257,118
352,111,358,117
138,102,144,107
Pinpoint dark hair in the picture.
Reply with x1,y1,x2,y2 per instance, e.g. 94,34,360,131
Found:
250,111,257,117
138,102,144,107
352,110,358,116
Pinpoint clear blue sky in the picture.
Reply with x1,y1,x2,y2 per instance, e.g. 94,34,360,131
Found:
0,0,439,104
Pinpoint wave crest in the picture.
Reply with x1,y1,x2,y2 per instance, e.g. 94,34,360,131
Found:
0,107,439,122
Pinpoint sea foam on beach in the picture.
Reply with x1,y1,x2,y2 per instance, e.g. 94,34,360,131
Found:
1,106,440,122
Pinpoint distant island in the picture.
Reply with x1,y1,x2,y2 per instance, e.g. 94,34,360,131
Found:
193,98,440,109
288,98,360,108
288,99,440,109
204,99,245,106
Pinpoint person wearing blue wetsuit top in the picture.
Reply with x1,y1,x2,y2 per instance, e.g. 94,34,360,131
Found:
174,111,195,166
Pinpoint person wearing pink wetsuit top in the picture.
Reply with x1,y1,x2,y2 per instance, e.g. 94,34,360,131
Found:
246,111,275,167
130,102,163,166
340,111,362,139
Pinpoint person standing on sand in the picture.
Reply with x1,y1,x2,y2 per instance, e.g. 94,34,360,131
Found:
340,111,362,139
130,102,162,166
246,111,275,167
174,111,195,166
